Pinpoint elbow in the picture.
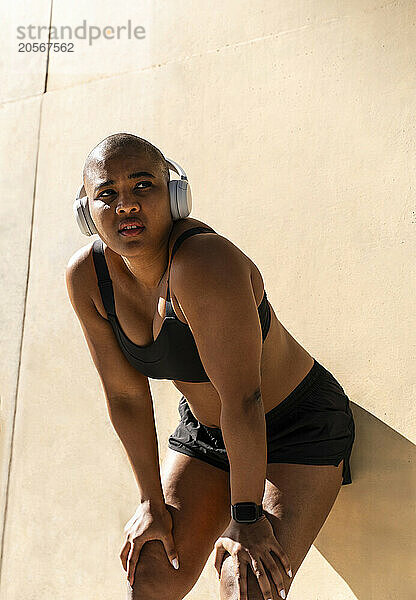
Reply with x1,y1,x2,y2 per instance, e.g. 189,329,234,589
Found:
243,387,262,404
219,385,263,414
106,395,144,419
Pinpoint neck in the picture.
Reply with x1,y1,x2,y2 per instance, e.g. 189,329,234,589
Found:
115,223,175,290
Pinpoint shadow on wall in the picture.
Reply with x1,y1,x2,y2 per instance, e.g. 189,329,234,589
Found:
315,403,416,599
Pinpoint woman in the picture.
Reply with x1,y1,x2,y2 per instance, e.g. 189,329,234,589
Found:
66,133,355,600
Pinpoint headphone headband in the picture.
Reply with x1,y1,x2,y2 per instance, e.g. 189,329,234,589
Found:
165,158,187,180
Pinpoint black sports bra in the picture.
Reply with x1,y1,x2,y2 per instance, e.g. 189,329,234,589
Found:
92,226,271,382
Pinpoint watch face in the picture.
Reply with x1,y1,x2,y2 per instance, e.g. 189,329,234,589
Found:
234,503,257,521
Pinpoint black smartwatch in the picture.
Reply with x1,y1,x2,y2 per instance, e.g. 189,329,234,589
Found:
231,502,264,523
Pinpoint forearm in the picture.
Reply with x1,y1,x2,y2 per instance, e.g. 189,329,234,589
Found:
107,399,165,508
219,390,267,505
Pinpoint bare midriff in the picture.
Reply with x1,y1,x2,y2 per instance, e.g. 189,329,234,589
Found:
172,302,315,428
91,216,315,429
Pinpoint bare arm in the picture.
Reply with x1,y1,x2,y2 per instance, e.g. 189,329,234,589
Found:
219,389,266,505
171,234,266,505
105,397,165,509
65,248,165,508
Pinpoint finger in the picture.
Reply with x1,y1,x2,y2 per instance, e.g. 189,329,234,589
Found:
127,541,142,586
123,520,132,533
123,515,136,532
262,552,285,599
119,539,131,572
162,534,180,569
271,539,292,578
235,557,248,600
214,545,226,579
232,556,240,595
250,555,274,600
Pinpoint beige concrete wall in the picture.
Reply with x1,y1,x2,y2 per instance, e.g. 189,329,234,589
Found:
1,1,415,598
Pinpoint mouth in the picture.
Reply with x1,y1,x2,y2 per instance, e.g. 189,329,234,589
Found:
118,220,145,237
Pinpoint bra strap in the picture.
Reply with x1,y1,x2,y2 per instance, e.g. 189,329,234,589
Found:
166,227,216,301
91,239,116,317
258,290,271,341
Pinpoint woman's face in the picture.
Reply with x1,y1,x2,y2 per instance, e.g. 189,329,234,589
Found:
84,149,172,254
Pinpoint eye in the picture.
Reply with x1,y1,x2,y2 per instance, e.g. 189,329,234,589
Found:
96,181,152,199
135,181,152,189
96,189,115,198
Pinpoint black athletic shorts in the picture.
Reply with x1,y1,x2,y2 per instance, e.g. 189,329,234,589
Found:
167,358,355,485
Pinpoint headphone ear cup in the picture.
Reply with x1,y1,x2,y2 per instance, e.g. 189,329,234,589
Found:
169,179,192,220
73,193,98,236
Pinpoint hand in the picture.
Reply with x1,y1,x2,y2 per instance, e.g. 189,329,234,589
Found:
120,502,179,587
214,515,292,600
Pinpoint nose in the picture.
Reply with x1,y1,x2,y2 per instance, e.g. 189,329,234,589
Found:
115,193,141,214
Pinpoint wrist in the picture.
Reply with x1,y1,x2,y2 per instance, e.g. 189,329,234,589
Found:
230,515,267,528
139,498,166,512
231,501,264,523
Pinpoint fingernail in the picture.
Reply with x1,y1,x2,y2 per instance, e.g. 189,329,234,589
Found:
172,557,179,569
280,590,286,599
288,568,293,578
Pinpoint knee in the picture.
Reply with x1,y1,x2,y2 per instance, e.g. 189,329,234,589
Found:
128,540,194,600
219,553,294,600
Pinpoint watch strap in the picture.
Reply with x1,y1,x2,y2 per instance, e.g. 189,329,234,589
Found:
231,502,264,523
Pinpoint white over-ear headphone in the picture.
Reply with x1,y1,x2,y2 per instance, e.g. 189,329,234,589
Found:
72,157,192,236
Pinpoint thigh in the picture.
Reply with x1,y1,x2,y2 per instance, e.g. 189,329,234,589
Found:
220,460,344,600
128,447,231,600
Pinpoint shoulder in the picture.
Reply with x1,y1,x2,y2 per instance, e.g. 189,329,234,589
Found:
172,217,248,266
169,219,251,295
65,241,97,303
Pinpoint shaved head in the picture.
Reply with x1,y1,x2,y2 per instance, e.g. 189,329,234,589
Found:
83,133,170,190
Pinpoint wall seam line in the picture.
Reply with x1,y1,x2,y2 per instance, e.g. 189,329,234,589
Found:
0,0,53,588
